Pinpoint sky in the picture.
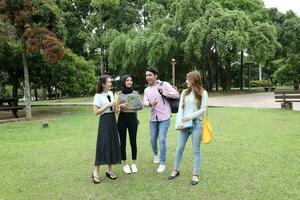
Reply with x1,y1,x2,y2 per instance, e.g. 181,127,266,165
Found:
263,0,300,16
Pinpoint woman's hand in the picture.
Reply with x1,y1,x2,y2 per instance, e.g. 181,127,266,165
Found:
176,125,184,131
181,116,190,123
175,122,184,131
119,103,128,110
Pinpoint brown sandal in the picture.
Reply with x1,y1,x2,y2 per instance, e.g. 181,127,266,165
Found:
91,173,101,184
106,172,117,180
168,170,180,180
191,175,199,185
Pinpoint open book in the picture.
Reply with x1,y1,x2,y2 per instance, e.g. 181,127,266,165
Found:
122,93,143,111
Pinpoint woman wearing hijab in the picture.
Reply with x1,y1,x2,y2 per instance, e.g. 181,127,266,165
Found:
115,75,143,174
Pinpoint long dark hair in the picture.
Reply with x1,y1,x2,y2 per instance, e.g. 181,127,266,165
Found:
121,75,133,94
182,71,204,109
96,75,110,94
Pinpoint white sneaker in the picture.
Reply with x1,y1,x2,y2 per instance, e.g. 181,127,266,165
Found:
153,155,159,164
123,164,132,174
157,164,166,173
131,164,138,173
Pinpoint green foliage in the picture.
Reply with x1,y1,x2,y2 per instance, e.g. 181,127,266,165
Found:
147,32,176,66
248,22,281,64
274,54,300,87
250,80,272,87
183,18,207,64
173,0,204,28
143,0,167,24
91,0,120,8
108,33,129,73
47,49,96,96
2,0,300,95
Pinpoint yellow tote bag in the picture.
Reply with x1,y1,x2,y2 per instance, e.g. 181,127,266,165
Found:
202,109,213,144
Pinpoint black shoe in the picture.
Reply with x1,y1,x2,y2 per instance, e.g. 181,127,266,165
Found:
106,172,117,180
91,173,101,184
191,175,199,185
168,170,180,180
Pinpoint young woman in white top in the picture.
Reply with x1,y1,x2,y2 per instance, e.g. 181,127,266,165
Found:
168,70,208,185
91,75,121,184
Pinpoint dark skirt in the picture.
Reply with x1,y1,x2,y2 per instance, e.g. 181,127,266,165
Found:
95,113,121,166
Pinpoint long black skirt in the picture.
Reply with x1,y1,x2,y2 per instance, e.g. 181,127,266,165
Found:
95,113,121,166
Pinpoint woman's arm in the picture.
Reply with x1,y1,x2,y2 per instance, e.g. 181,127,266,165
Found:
175,91,185,129
114,92,121,113
93,103,112,116
185,90,208,120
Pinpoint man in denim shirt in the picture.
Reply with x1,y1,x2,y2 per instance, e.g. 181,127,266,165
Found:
143,67,179,173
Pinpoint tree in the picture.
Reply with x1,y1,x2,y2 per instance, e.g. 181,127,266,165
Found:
273,14,300,89
0,0,65,118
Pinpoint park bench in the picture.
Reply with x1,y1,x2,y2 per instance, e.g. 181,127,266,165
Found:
274,91,300,109
0,98,24,118
264,86,275,92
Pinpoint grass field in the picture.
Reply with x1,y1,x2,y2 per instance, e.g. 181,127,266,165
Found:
0,106,299,200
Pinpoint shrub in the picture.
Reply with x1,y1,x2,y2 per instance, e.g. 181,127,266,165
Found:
250,80,272,87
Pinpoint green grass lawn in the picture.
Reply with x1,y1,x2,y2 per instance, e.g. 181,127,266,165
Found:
0,107,299,200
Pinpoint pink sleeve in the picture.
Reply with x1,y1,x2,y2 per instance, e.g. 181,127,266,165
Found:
162,82,179,98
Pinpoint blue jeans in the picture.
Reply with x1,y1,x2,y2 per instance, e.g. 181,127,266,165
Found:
150,118,170,164
173,120,202,174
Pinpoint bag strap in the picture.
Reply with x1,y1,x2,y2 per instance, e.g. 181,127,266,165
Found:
203,107,208,119
158,81,166,104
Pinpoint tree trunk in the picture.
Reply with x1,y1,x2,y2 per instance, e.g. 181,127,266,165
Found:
293,80,299,90
42,87,47,100
222,58,232,91
55,88,58,99
21,41,32,119
207,62,213,92
99,8,104,75
34,88,38,101
47,87,52,100
240,51,244,90
12,74,18,99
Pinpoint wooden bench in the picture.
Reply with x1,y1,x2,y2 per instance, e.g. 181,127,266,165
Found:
274,91,300,109
0,98,25,118
264,86,275,92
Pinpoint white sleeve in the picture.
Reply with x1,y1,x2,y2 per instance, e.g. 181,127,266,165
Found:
93,94,101,107
187,90,208,120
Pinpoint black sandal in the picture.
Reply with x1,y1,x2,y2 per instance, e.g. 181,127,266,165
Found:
91,173,101,184
191,175,199,185
168,170,180,180
106,172,117,180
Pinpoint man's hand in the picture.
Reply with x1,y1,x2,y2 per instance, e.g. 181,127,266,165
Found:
157,85,164,93
150,98,158,106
